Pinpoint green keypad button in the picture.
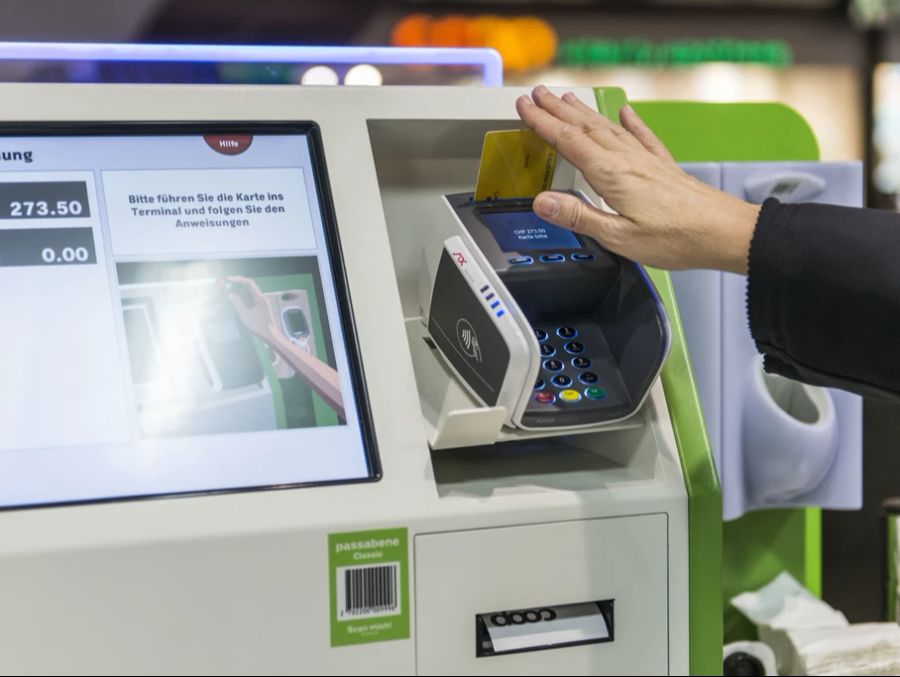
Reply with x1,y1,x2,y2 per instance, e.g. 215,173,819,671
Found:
585,387,607,400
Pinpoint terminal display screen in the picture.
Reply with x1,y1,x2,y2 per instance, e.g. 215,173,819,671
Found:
479,209,582,252
0,123,379,508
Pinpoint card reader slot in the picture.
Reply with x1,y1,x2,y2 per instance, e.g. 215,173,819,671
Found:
475,600,614,657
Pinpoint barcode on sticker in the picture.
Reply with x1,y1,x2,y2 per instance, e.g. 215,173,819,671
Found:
337,563,400,619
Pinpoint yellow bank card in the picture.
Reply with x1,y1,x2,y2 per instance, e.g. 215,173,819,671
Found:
474,129,557,201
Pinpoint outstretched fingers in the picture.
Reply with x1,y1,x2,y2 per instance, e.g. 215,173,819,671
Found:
516,94,608,170
619,104,675,162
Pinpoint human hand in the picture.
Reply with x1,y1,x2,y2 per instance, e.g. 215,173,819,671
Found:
222,275,278,343
515,86,760,274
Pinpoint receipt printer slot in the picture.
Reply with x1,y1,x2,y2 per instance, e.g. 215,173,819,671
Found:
475,600,614,657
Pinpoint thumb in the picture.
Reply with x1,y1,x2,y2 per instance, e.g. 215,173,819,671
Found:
533,191,631,249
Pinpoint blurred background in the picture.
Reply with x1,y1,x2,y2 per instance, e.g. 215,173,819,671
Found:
2,0,900,623
5,1,900,203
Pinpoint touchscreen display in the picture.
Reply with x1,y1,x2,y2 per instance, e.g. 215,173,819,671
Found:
0,124,377,508
479,209,582,251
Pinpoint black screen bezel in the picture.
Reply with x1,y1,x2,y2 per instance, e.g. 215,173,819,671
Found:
0,120,381,511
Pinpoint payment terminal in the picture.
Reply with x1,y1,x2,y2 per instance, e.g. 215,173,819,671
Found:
425,191,670,431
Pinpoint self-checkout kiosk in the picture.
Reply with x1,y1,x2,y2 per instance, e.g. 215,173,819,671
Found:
0,84,718,676
673,162,863,520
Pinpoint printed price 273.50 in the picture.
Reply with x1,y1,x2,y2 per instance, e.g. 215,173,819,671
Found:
9,200,85,217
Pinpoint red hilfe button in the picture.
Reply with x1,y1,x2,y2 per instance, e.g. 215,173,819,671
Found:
203,134,253,155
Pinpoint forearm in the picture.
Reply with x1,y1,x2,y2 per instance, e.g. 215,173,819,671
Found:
748,198,900,399
269,334,346,420
695,184,760,274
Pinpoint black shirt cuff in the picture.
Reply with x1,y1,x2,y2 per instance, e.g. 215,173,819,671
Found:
745,197,900,400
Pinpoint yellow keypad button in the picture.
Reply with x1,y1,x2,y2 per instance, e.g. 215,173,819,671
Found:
559,389,582,403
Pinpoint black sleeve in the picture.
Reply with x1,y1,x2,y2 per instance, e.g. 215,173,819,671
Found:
747,198,900,400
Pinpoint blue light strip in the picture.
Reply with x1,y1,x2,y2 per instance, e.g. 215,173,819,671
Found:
0,42,504,86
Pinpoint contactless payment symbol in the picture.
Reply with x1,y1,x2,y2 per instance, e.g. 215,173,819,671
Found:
203,134,253,155
456,318,482,363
